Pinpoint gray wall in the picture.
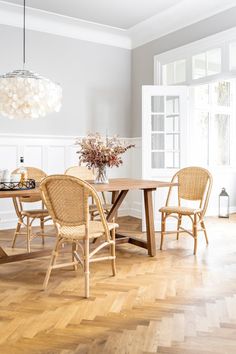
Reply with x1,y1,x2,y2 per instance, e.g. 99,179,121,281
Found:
0,24,131,137
131,6,236,137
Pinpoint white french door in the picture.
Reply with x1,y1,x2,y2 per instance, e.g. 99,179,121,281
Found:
142,85,189,230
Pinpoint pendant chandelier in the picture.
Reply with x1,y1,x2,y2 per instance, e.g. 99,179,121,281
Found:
0,0,62,120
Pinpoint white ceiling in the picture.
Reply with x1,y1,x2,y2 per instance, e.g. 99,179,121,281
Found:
3,0,183,29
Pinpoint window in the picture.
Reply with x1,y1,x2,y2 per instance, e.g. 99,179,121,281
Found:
193,81,232,166
192,48,221,79
155,28,236,86
162,59,186,85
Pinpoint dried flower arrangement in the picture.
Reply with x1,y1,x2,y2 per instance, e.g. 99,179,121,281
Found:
75,133,134,183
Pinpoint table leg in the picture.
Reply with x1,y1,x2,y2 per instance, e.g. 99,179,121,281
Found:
0,248,52,264
144,189,156,257
111,191,120,221
107,190,128,222
0,247,7,258
106,189,156,257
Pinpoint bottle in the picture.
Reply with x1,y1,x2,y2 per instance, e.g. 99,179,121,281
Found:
19,157,27,186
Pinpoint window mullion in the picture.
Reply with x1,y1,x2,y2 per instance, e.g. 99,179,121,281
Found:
209,84,214,166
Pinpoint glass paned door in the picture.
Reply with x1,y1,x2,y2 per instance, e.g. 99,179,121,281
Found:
142,85,188,177
142,85,188,231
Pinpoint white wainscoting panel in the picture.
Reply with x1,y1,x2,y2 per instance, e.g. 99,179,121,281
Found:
48,146,66,174
0,145,18,171
0,134,142,230
24,146,43,169
0,134,79,229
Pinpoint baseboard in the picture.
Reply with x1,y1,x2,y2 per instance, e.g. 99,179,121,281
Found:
117,208,131,217
0,214,54,230
0,218,17,230
0,210,17,230
129,208,142,219
206,205,236,216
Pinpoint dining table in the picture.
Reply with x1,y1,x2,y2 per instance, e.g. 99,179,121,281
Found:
0,178,175,264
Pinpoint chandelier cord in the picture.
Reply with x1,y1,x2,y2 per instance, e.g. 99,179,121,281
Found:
23,0,26,68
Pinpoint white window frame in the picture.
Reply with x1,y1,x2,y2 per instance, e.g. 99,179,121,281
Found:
154,27,236,86
153,27,236,170
192,48,222,80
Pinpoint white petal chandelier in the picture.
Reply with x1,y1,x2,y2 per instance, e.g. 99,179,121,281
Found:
0,1,62,120
0,70,62,120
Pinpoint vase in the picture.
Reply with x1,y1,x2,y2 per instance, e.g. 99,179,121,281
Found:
95,165,109,184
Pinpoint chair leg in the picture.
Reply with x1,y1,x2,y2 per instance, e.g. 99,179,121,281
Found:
176,215,182,240
43,238,61,290
110,228,116,276
84,238,90,298
201,220,209,245
160,212,166,250
193,214,198,255
12,221,21,248
26,217,31,253
72,242,78,271
40,218,45,245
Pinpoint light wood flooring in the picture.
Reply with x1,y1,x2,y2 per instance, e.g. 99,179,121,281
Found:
0,215,236,354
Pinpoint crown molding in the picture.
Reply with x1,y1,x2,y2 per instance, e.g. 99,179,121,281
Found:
128,0,236,49
0,1,131,49
0,0,236,50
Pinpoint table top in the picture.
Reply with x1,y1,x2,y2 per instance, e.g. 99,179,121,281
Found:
88,178,174,192
0,178,175,199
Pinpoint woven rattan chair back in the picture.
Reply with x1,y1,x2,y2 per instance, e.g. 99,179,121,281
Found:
65,166,109,207
169,167,212,215
12,167,47,203
65,166,94,181
40,175,108,232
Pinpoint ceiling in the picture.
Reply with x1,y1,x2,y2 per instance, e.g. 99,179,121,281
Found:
4,0,182,29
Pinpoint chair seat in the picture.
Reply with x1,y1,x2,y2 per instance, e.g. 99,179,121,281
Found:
21,209,49,218
159,206,202,215
89,203,112,213
59,221,119,240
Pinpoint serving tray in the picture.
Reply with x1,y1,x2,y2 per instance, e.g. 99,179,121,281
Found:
0,179,36,191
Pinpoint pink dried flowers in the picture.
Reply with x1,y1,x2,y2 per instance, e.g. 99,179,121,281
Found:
76,133,134,169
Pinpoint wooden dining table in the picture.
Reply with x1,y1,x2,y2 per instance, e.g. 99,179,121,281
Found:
0,178,174,264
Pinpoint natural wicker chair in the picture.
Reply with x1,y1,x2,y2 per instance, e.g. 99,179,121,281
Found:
40,175,118,298
65,166,112,219
159,166,213,255
11,167,51,252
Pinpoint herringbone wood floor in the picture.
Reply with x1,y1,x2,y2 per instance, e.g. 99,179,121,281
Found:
0,215,236,354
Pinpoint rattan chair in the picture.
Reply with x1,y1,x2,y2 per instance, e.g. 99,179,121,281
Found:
40,175,118,298
65,166,112,219
11,167,51,252
159,167,213,255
